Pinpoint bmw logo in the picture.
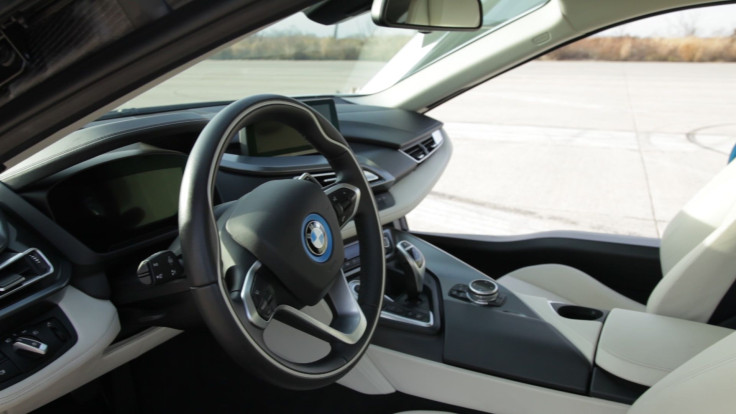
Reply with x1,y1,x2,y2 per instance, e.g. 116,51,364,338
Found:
301,214,332,262
306,220,328,256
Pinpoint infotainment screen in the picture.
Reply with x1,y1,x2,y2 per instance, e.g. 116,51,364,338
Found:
245,122,316,157
241,98,340,157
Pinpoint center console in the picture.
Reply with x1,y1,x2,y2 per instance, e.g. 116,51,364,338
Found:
347,230,592,394
344,230,441,333
343,229,735,408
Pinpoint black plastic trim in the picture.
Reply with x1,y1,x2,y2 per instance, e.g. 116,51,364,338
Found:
0,0,319,164
337,104,443,149
443,299,591,394
374,231,593,394
590,367,648,404
0,305,78,391
413,232,661,304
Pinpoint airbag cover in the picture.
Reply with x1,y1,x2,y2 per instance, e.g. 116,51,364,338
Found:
225,179,344,305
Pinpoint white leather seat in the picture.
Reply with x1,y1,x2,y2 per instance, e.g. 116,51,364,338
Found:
392,330,736,414
498,159,736,323
627,329,736,414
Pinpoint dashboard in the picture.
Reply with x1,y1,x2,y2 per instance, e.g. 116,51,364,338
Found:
0,98,451,410
7,98,448,256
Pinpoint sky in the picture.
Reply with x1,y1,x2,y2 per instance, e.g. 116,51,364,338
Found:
261,3,736,38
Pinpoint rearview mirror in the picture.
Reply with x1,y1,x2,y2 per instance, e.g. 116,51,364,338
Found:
371,0,483,31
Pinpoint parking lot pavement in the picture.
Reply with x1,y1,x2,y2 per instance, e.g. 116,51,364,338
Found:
125,59,736,239
407,61,736,238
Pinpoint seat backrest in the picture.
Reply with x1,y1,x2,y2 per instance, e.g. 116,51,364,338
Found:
647,160,736,322
628,330,736,414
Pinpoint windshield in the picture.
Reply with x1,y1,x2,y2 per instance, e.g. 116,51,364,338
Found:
118,0,548,110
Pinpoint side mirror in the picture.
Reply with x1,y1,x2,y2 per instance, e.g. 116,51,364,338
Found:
371,0,483,31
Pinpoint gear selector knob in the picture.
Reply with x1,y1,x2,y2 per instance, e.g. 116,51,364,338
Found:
396,240,426,299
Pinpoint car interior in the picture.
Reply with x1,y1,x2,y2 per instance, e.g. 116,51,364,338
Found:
0,0,733,413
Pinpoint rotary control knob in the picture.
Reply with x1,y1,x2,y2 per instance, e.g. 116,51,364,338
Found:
467,279,499,305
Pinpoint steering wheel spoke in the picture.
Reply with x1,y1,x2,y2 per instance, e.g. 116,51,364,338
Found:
241,261,366,345
276,271,366,345
238,261,299,328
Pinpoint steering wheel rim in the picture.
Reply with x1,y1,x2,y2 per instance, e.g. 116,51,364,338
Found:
179,94,385,389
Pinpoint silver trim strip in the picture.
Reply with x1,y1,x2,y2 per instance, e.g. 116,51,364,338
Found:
380,308,434,328
467,279,499,305
348,279,433,328
0,248,54,301
241,261,367,345
240,261,270,329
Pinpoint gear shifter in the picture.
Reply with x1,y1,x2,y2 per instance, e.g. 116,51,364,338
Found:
395,240,426,300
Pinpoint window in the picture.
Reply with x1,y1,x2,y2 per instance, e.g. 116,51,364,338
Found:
406,5,736,238
118,0,547,110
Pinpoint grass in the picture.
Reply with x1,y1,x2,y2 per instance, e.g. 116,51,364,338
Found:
212,34,736,63
541,36,736,62
211,34,413,61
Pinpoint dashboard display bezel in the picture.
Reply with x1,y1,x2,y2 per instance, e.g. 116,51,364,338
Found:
46,153,188,252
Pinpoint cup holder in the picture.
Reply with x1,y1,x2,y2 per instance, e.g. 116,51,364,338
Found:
554,304,604,321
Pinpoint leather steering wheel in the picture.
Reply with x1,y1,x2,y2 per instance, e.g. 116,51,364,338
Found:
179,95,385,389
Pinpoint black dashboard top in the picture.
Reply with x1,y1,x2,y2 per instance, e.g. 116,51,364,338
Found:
2,100,442,191
337,103,443,149
0,99,445,257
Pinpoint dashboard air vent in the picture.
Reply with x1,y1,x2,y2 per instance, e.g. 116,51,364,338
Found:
405,145,428,161
401,130,444,163
421,136,438,151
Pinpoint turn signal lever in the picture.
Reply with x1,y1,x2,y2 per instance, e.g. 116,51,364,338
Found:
395,240,426,300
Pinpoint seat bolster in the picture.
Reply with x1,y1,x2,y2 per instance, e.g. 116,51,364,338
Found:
497,264,646,312
628,331,736,414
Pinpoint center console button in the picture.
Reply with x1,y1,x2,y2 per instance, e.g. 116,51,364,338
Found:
467,279,499,305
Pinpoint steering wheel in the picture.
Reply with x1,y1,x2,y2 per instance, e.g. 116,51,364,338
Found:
178,95,385,389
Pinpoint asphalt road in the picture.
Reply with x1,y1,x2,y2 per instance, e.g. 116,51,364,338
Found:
126,60,736,238
412,61,736,238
